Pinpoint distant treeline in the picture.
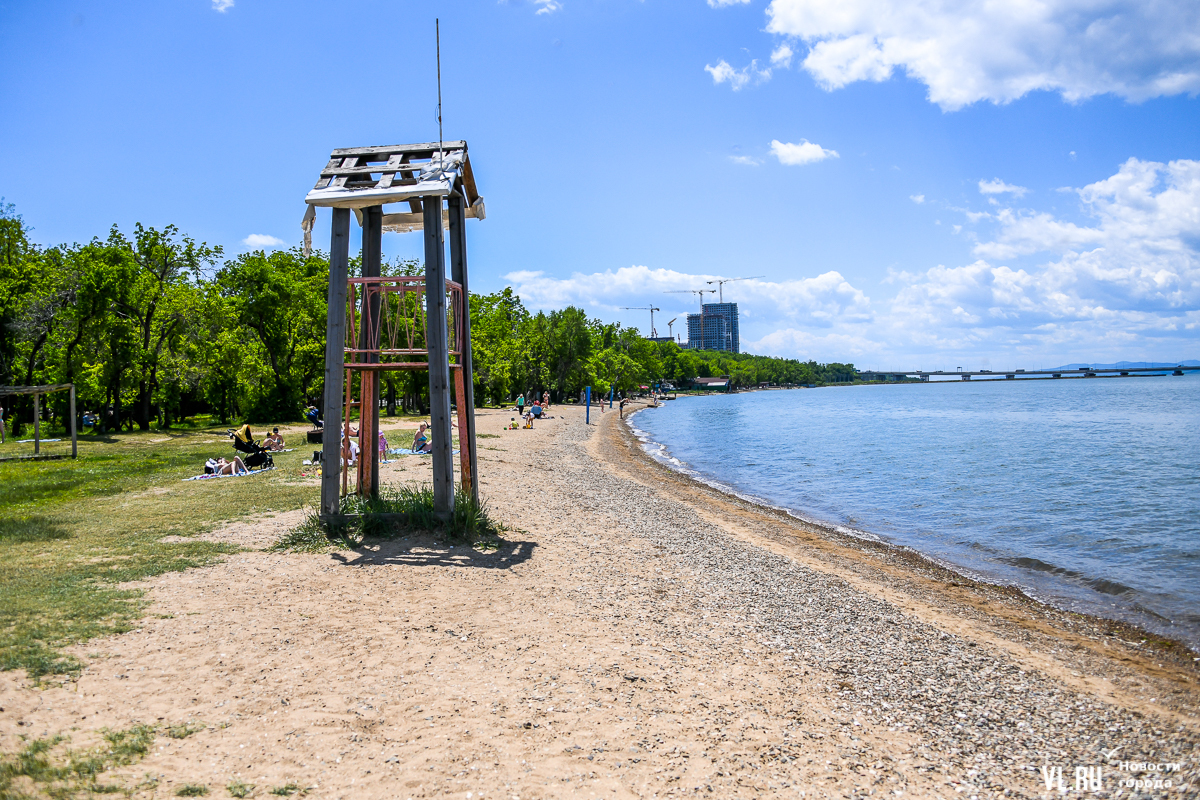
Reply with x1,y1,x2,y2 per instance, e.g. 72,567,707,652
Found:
0,203,855,432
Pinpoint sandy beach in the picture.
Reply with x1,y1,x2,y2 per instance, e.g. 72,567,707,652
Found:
1,403,1197,798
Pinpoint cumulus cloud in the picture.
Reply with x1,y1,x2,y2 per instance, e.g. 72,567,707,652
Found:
770,44,794,69
500,159,1200,364
764,0,1200,110
705,59,771,90
979,179,1028,197
212,0,233,11
770,139,839,165
243,234,286,249
501,266,871,337
886,158,1200,357
910,194,925,204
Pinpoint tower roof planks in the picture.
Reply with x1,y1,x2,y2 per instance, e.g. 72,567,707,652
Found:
305,141,485,231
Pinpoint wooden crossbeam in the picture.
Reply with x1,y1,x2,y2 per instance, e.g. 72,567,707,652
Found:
330,141,467,158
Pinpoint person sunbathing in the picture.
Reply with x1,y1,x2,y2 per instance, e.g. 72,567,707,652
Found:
206,456,248,475
411,423,432,453
263,427,286,451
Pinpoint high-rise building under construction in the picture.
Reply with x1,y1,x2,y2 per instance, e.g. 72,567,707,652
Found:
686,302,740,353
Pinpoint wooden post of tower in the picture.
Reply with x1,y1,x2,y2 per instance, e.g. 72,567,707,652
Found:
423,196,454,517
321,208,351,519
448,193,478,503
358,205,384,498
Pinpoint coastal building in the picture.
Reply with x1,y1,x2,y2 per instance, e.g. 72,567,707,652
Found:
685,302,740,352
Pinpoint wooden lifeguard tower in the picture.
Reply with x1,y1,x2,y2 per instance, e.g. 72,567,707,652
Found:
303,141,484,520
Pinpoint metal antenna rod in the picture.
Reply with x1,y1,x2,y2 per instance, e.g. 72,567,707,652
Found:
436,19,443,167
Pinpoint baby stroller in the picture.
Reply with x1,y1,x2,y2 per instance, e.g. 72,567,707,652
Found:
230,424,274,470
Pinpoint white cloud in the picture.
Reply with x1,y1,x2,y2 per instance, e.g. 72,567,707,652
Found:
502,159,1200,365
910,194,925,204
885,158,1200,356
770,44,794,69
501,266,871,334
764,0,1200,110
705,59,772,90
533,0,561,13
243,234,286,249
212,0,233,11
979,178,1028,197
770,138,839,165
730,155,761,166
708,0,750,6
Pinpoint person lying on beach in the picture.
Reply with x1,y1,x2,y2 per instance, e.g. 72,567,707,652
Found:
205,456,248,475
411,423,433,453
263,427,285,451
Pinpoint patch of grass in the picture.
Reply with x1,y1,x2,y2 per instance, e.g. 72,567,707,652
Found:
0,515,72,544
269,510,344,553
226,780,255,798
0,723,156,797
176,785,210,796
103,724,155,765
166,721,205,739
272,483,507,551
268,783,302,796
476,433,500,439
0,426,317,678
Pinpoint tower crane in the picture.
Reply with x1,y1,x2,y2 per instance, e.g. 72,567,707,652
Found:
619,306,661,338
667,317,677,342
706,276,765,303
665,289,716,349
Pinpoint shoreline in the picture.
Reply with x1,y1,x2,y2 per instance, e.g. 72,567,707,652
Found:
1,403,1197,798
624,396,1200,657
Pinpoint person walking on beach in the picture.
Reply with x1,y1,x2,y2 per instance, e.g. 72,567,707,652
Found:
542,391,550,410
619,396,627,419
516,394,525,416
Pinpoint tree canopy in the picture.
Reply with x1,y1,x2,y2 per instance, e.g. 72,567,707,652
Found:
0,205,855,433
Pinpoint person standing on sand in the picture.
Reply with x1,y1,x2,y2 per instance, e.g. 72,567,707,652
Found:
542,391,550,410
516,394,525,416
619,396,627,418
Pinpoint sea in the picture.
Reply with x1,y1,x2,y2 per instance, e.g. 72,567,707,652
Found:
629,374,1200,650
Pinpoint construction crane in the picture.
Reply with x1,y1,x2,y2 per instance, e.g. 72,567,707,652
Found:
706,276,765,303
620,306,660,338
665,289,716,349
667,317,677,342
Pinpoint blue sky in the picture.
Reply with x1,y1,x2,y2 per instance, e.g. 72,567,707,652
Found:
2,0,1198,369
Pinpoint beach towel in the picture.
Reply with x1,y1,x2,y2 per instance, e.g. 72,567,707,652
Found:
182,466,274,482
387,448,461,456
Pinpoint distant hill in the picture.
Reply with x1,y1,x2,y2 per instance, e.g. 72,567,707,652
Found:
1053,360,1200,370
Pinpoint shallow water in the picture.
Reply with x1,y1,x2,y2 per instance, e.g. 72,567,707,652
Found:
630,375,1200,649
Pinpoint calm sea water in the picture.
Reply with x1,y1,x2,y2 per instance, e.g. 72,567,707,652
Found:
630,375,1200,649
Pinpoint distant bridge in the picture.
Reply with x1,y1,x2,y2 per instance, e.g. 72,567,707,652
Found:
857,366,1200,382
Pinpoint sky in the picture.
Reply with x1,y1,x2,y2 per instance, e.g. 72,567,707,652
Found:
1,0,1198,369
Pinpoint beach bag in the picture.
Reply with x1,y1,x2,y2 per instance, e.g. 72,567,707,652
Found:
204,458,218,475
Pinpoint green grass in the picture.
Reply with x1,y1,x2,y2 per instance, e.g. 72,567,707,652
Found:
226,780,255,798
165,721,205,740
272,484,506,552
0,425,317,679
176,785,210,797
268,784,302,796
0,723,157,798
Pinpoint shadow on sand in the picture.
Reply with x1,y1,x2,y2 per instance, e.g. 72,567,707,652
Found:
331,536,537,570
